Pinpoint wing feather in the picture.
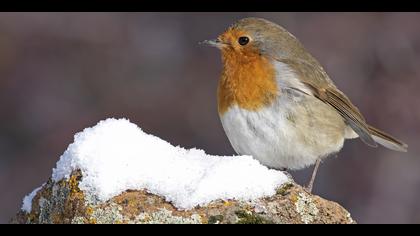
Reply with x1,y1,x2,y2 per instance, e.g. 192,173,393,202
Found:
275,58,377,147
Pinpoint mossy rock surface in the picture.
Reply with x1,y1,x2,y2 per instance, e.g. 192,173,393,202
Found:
11,170,355,224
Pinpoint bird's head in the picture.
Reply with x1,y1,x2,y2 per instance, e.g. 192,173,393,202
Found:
201,17,306,63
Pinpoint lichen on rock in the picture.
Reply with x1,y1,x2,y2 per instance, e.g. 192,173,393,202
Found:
294,192,319,224
11,170,355,224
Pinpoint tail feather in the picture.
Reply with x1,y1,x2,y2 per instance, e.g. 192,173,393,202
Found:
368,125,408,152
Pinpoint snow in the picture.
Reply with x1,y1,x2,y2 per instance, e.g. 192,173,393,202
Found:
50,118,289,210
21,185,44,213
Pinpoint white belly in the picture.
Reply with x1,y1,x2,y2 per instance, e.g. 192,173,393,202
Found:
219,92,347,170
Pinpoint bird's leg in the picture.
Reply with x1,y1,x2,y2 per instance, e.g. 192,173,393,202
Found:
306,159,321,193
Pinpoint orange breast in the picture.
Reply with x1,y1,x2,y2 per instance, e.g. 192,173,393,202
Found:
218,51,279,115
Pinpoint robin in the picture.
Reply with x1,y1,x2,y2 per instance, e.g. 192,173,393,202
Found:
202,17,408,192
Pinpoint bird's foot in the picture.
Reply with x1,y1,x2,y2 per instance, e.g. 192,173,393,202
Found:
304,184,314,193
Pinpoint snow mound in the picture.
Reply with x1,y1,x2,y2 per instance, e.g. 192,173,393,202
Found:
49,118,289,210
21,185,44,213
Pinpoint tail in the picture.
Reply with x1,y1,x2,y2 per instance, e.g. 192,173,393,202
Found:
368,125,408,152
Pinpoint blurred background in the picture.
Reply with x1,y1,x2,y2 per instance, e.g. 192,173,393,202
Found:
0,12,419,224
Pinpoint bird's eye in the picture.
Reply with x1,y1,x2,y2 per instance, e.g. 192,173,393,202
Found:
238,36,250,46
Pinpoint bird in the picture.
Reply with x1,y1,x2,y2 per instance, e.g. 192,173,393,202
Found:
201,17,408,192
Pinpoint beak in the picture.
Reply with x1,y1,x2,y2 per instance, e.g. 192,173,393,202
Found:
199,38,225,49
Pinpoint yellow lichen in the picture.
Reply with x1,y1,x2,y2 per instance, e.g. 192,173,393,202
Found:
290,193,298,203
86,206,94,216
223,201,234,207
69,174,80,193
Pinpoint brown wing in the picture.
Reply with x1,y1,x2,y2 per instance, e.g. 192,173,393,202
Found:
276,58,377,147
302,82,377,147
368,125,407,152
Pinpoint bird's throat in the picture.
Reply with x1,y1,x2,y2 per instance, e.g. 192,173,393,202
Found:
218,51,279,115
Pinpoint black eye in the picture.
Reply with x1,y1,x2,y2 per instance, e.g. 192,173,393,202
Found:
238,36,250,46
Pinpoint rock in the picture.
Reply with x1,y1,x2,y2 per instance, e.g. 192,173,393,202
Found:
11,170,355,224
